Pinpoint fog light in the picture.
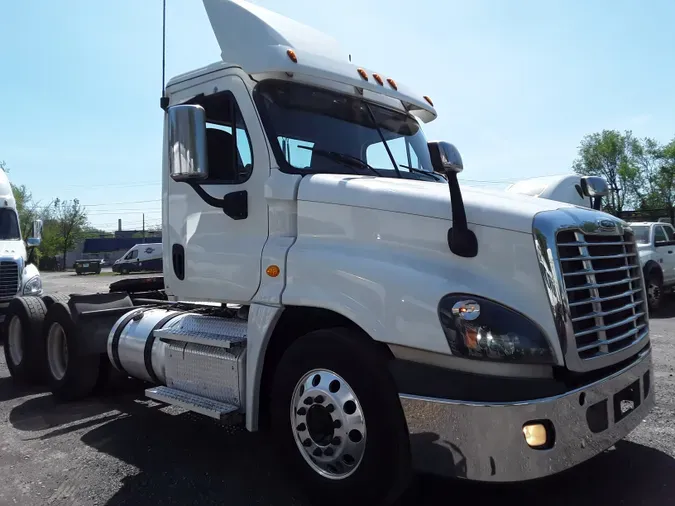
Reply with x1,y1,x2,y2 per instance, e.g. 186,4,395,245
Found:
523,423,548,448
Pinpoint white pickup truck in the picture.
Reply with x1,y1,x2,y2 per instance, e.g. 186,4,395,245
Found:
629,222,675,310
0,1,654,504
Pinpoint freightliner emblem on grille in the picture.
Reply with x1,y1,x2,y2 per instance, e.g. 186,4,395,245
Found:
597,219,617,231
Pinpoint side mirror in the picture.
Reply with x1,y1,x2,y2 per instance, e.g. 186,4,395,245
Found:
428,141,463,175
427,141,477,258
580,176,609,197
26,219,43,247
168,104,209,180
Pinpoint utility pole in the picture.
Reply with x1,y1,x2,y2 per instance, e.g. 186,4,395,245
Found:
142,213,145,241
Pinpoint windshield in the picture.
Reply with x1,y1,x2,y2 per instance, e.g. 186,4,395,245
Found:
253,79,439,181
631,225,650,244
0,209,20,241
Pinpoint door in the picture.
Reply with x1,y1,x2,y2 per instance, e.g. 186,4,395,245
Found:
166,74,269,303
658,224,675,284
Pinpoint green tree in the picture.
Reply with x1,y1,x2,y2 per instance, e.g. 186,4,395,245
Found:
572,130,640,213
51,199,88,269
654,137,675,220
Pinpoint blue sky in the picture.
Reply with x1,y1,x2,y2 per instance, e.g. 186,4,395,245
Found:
1,0,673,231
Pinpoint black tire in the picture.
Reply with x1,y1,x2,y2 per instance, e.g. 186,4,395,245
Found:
646,272,663,312
42,302,100,401
42,294,71,309
1,297,48,384
120,268,129,276
270,327,412,506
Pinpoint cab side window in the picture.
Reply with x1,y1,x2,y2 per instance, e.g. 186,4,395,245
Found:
125,250,138,260
196,92,253,184
654,226,667,244
664,225,675,242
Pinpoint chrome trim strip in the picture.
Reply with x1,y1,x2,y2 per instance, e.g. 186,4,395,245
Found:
532,208,650,372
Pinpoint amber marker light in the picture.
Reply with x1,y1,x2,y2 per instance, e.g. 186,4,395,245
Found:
357,68,369,81
423,95,434,106
387,78,398,90
266,265,281,277
523,423,548,448
373,73,384,85
287,49,298,63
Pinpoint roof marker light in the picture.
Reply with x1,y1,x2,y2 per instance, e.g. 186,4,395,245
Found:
287,49,298,63
423,95,434,106
373,73,384,85
357,68,369,81
387,78,398,90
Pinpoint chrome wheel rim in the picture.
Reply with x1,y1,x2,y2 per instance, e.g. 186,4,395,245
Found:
290,369,366,480
47,322,68,381
648,282,661,306
7,316,23,367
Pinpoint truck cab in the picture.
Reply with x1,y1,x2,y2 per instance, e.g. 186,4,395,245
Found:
506,173,608,210
2,1,654,504
0,169,42,321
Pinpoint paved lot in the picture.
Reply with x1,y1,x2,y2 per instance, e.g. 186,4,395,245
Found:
0,273,673,505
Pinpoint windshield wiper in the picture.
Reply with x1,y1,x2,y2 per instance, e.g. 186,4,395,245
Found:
298,146,383,176
364,102,402,178
399,164,446,182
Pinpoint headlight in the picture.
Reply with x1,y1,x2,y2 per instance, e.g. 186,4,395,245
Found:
438,294,554,364
23,276,43,295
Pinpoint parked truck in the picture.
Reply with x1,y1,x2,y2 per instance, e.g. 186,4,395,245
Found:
0,1,654,504
506,173,609,210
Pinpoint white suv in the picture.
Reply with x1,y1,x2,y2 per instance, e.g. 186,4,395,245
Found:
630,221,675,311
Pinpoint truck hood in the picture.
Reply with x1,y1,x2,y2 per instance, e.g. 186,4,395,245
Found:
297,174,578,233
0,240,26,260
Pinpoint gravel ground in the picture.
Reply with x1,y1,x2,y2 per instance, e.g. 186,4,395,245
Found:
0,272,673,505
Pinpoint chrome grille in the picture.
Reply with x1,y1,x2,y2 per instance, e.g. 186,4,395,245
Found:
556,229,647,361
0,261,19,299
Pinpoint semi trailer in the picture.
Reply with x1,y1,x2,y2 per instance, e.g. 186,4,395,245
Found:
1,1,654,504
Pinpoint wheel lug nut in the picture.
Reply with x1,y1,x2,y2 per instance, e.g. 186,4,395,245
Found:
296,423,306,432
333,419,342,428
303,438,312,447
313,448,323,457
303,397,314,405
331,436,341,446
326,404,334,413
324,447,334,456
297,407,307,416
314,395,325,404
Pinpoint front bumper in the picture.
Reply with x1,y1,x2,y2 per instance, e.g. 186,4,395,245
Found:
400,347,654,482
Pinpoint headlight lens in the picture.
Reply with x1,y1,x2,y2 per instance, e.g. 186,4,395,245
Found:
438,294,554,364
23,276,43,295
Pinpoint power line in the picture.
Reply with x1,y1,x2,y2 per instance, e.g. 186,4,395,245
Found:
82,199,161,207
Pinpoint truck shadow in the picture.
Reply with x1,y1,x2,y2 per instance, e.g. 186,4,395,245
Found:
650,296,675,319
70,399,675,506
0,375,47,403
8,379,146,435
405,440,675,506
80,407,306,505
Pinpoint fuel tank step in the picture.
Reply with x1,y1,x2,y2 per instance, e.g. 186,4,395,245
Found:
145,386,239,421
154,314,247,349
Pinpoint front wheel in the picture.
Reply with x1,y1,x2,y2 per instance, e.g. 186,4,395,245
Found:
270,327,411,506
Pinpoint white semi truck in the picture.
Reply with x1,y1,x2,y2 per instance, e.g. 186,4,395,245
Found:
1,1,654,504
506,173,609,210
0,168,43,316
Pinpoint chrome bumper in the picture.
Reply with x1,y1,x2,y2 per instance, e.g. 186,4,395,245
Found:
400,348,654,482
